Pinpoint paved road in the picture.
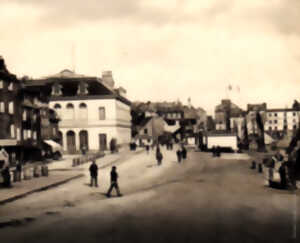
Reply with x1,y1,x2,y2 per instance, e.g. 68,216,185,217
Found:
1,147,299,243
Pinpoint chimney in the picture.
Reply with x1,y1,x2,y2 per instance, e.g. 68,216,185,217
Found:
102,71,115,89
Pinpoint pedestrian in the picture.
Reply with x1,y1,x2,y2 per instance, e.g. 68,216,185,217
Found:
106,166,122,197
16,161,22,182
212,146,216,157
279,161,288,189
1,166,11,188
176,149,182,163
182,146,187,160
89,160,98,187
146,144,150,154
156,148,163,166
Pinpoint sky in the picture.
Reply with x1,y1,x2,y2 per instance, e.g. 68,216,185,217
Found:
1,0,300,115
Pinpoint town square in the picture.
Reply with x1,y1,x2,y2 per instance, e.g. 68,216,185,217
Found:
1,0,300,242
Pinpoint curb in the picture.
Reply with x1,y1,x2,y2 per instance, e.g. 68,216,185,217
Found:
0,174,84,206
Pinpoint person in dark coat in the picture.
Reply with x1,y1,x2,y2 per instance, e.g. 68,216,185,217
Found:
2,166,11,188
279,162,288,189
176,149,182,163
16,161,22,182
156,148,163,166
106,166,122,197
146,145,150,154
181,146,187,160
89,160,98,187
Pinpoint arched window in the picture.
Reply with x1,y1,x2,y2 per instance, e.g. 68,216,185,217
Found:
79,103,88,120
65,103,74,120
54,103,61,109
54,103,62,117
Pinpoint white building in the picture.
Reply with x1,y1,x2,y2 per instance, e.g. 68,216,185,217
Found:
265,109,300,132
35,69,131,153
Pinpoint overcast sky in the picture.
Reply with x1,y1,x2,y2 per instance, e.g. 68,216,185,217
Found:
1,0,300,115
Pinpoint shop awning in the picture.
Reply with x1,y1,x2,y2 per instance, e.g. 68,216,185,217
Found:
44,140,63,153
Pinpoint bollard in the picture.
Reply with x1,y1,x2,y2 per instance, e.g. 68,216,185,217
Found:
33,165,40,177
251,161,256,169
258,163,263,173
41,165,49,176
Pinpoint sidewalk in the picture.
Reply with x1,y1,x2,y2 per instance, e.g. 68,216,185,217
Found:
0,147,144,205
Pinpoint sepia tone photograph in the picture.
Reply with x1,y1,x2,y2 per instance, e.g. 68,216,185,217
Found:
0,0,300,242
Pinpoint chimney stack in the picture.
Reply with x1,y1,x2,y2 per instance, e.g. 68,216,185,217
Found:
102,71,115,89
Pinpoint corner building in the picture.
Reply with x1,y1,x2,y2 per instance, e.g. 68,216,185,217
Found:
32,70,131,154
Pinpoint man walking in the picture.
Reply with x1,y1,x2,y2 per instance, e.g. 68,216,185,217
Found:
106,166,122,197
176,148,182,163
156,148,163,166
182,146,187,160
89,160,98,187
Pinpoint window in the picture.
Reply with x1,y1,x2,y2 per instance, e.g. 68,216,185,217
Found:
293,119,296,123
23,130,27,140
274,126,278,130
54,103,61,109
65,103,74,120
99,107,106,120
8,82,13,91
33,131,37,140
144,128,148,134
284,125,288,130
79,103,88,120
10,124,15,138
269,120,272,124
53,127,56,135
269,127,272,131
28,130,31,138
0,102,4,112
293,112,296,116
274,120,278,124
0,80,3,89
274,113,277,117
17,128,20,141
23,110,27,121
269,113,272,117
8,102,14,114
294,125,297,130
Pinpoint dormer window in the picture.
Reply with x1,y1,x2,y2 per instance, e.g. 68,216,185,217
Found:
77,82,89,95
51,83,62,96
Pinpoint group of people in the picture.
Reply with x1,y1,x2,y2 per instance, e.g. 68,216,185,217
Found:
89,161,122,197
264,151,297,190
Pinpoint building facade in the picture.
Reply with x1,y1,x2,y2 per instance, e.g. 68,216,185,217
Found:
32,69,131,153
265,109,299,132
0,56,58,165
